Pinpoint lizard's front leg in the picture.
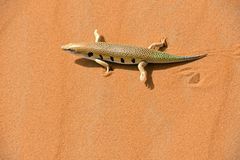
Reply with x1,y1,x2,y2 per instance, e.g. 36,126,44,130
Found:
148,38,167,50
138,61,148,82
94,29,105,42
95,59,111,76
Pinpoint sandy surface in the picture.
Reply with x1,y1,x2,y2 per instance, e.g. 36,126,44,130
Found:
1,0,240,159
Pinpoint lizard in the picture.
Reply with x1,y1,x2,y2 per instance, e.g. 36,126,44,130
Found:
62,29,207,82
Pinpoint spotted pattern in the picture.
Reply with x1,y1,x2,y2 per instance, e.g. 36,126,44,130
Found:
88,52,93,57
131,58,135,63
121,58,125,63
110,56,114,61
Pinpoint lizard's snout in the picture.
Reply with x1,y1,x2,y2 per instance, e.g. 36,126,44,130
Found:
61,43,73,50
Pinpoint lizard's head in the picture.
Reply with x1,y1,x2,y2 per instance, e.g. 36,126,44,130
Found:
61,43,89,55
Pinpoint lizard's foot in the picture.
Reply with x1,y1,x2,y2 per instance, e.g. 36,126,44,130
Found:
94,59,111,77
138,61,148,82
140,72,147,82
103,66,112,77
160,37,167,48
94,29,105,42
103,70,112,77
148,37,167,50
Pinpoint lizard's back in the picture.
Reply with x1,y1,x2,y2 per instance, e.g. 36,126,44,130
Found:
85,42,206,64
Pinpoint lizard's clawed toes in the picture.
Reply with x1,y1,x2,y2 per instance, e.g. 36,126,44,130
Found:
140,72,147,82
103,71,112,77
160,37,168,48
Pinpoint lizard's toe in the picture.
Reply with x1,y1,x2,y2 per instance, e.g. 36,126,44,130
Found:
160,37,168,47
103,71,112,77
140,72,147,82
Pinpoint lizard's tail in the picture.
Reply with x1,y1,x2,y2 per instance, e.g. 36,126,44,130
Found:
178,53,207,62
150,52,207,63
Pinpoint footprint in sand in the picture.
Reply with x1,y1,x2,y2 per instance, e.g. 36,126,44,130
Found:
178,67,201,84
189,73,200,84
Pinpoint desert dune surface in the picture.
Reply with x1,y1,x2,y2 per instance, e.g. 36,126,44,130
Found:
1,0,240,159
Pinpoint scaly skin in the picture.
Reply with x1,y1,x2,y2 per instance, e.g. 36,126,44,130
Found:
62,29,207,84
62,42,206,64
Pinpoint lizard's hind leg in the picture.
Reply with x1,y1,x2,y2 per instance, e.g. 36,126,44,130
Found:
148,38,167,50
138,61,148,82
94,29,105,42
95,59,111,76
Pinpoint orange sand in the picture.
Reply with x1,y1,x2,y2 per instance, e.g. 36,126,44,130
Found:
1,0,240,159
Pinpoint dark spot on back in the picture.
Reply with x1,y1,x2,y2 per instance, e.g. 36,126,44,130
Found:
121,58,125,63
99,55,103,60
88,52,93,57
110,56,114,61
131,58,135,63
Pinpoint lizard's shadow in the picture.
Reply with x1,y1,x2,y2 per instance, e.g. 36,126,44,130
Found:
75,58,191,89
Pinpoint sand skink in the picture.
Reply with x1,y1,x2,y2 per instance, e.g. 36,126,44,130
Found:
62,30,206,82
